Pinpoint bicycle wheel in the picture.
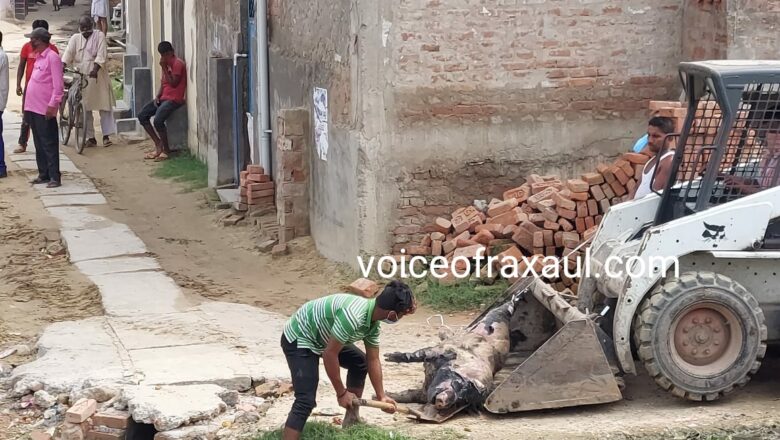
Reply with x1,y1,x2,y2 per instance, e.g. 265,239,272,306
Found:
74,103,88,154
59,98,72,146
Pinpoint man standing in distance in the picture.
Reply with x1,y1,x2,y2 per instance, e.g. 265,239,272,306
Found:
0,32,9,179
24,28,64,188
91,0,110,35
62,16,116,148
138,42,187,161
15,20,59,154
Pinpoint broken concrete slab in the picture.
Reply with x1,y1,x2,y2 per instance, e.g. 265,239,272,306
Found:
74,256,161,276
37,178,99,196
46,206,116,231
8,318,127,397
14,159,80,173
122,384,228,431
195,303,289,381
152,424,220,440
61,224,148,262
107,313,226,351
216,188,239,204
89,271,190,316
40,193,107,208
129,343,252,391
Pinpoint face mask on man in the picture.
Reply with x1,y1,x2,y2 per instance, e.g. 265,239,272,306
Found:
382,311,399,325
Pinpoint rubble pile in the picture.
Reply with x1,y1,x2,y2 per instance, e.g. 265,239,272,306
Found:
10,380,292,440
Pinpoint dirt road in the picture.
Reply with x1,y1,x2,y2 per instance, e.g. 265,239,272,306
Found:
59,140,780,439
2,4,780,439
65,139,359,316
0,171,103,440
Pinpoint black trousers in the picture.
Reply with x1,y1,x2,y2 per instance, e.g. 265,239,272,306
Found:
281,334,368,432
27,111,60,183
19,93,30,146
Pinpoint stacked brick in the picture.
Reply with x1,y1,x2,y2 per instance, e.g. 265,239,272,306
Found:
397,153,651,293
236,164,275,213
275,108,310,238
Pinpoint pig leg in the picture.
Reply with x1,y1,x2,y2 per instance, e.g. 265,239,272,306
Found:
386,388,426,404
385,348,456,364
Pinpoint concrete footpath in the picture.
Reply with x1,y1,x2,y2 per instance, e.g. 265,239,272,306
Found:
2,112,290,435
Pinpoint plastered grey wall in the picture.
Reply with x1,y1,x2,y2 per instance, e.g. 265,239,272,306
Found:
268,0,361,263
727,1,780,59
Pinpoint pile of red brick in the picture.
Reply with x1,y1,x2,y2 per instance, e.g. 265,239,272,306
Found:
30,398,132,440
402,152,652,293
236,164,275,212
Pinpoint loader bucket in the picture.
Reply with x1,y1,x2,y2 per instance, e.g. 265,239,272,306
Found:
484,318,622,413
483,279,623,414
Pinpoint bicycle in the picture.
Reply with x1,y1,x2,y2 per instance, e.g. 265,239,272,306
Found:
59,68,89,154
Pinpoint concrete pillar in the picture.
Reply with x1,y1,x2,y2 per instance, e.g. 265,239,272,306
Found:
131,67,153,117
125,0,144,58
123,55,142,86
166,108,189,151
207,57,236,187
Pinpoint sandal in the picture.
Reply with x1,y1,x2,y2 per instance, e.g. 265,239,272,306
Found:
154,152,169,162
13,146,26,154
144,151,160,160
103,136,113,148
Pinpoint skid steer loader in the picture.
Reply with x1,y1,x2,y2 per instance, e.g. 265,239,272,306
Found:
480,60,780,414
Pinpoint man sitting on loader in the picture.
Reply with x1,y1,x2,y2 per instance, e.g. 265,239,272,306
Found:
630,116,677,200
723,107,780,195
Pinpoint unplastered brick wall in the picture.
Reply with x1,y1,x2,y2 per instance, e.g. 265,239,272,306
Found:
683,0,727,61
727,0,780,59
275,109,310,239
390,0,683,124
385,0,686,251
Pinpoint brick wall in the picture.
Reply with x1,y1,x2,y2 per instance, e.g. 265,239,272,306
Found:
391,0,683,123
385,0,685,251
683,0,727,61
727,0,780,59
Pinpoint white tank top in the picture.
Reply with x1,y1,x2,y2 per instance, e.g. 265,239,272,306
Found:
634,151,675,199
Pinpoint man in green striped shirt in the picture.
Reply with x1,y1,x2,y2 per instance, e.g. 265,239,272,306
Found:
281,280,416,439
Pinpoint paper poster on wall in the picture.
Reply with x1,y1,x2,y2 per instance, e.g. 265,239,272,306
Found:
314,87,328,161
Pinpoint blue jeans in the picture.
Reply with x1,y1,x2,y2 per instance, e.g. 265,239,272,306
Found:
0,111,6,174
137,100,182,131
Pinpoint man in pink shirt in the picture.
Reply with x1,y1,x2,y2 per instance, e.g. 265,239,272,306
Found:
24,28,64,188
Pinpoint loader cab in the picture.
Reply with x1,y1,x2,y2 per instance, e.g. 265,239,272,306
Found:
651,61,780,228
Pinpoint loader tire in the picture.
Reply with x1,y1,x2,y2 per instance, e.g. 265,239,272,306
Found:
634,271,766,401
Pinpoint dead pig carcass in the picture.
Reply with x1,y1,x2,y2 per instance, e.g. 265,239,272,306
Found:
387,278,623,422
385,293,520,412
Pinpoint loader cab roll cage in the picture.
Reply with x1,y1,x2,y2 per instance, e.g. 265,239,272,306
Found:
652,61,780,226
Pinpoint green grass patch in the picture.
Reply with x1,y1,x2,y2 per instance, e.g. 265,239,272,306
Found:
152,153,208,191
111,76,124,101
413,279,509,312
254,422,414,440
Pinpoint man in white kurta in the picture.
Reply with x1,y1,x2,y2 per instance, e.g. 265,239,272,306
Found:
91,0,110,34
62,16,116,147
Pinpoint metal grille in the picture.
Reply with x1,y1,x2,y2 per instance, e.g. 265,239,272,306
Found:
673,82,780,209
